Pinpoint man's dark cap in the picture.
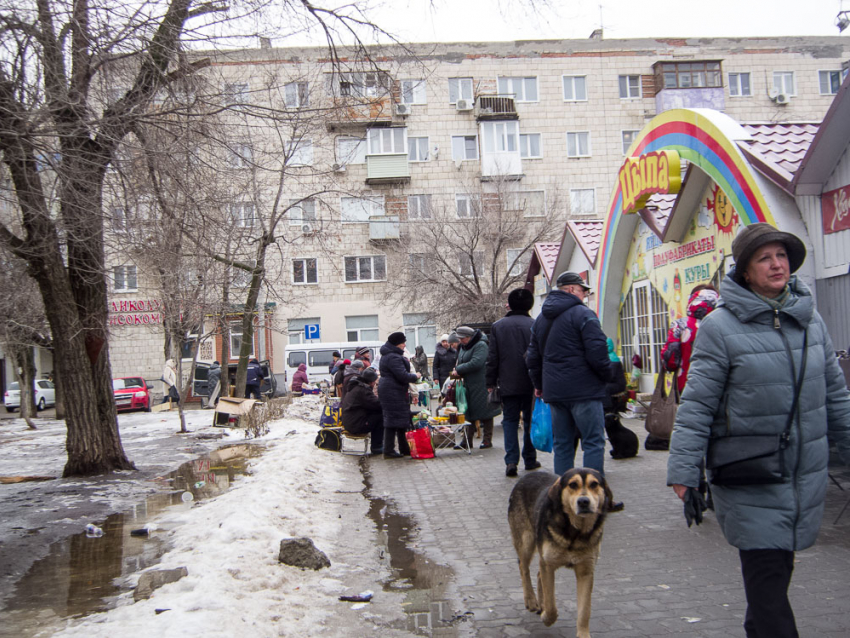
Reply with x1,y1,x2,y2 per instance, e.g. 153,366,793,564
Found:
556,271,591,290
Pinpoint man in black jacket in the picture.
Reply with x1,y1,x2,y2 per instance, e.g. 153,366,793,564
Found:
486,288,541,477
526,272,612,475
341,367,384,455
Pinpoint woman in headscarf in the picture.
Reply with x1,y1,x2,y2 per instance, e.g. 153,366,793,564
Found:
452,325,501,448
661,284,720,395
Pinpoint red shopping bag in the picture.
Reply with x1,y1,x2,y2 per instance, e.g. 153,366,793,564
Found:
406,427,435,459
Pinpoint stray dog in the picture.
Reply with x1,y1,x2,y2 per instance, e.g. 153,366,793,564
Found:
604,413,638,459
508,468,616,637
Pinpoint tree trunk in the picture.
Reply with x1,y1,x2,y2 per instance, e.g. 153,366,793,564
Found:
11,345,37,430
219,312,231,399
233,267,263,397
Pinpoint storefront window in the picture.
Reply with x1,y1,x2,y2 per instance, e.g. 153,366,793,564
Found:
619,281,669,375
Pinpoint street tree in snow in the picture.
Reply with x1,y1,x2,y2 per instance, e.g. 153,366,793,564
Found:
386,173,567,327
0,0,407,475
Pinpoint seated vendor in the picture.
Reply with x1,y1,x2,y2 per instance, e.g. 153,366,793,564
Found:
341,367,384,455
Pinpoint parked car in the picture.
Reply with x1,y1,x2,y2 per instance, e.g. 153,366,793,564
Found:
112,377,152,412
193,360,276,406
4,380,56,412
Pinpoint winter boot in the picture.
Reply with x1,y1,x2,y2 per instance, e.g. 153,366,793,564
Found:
480,419,494,449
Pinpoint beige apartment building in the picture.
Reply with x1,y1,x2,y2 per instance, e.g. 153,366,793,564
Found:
99,35,850,386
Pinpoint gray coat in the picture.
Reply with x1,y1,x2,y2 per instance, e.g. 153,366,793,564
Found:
667,272,850,551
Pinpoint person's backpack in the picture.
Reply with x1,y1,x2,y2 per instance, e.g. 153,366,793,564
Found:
314,427,342,452
319,402,341,428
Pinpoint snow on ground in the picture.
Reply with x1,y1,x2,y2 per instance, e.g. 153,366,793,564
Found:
0,399,414,638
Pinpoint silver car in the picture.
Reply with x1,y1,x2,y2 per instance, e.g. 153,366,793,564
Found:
4,380,56,412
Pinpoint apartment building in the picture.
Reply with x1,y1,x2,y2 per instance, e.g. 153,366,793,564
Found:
101,35,850,383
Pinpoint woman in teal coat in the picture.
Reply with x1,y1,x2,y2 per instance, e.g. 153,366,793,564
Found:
668,224,850,638
453,326,501,448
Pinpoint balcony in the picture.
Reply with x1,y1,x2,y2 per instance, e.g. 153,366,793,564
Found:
475,94,518,121
652,60,726,113
365,154,410,185
325,98,393,132
369,216,400,241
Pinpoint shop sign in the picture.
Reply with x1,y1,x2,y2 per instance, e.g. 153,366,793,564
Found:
108,299,163,326
620,150,683,214
823,184,850,235
653,236,715,268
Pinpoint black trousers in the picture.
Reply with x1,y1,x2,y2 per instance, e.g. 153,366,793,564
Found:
366,412,384,453
739,549,799,638
383,428,410,455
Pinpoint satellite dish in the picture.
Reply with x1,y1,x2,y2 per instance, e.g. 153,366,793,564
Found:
768,88,780,100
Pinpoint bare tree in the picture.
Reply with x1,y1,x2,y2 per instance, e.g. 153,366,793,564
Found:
387,174,566,327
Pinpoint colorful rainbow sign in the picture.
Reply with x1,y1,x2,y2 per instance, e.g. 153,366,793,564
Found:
594,109,776,324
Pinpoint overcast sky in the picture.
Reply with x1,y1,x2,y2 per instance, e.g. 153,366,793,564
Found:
323,0,850,44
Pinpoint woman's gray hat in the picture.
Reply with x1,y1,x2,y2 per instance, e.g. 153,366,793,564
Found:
361,367,378,384
455,326,475,338
732,223,806,274
447,333,461,344
350,360,366,370
556,271,591,290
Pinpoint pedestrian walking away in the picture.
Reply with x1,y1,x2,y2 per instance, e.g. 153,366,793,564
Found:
378,332,420,458
453,326,501,449
526,271,613,476
207,361,222,407
245,358,265,400
160,359,180,404
667,223,850,638
486,288,540,477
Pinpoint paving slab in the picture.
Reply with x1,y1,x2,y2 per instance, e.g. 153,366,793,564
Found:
366,418,850,637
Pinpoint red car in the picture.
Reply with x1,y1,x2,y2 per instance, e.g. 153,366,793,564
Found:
112,377,152,412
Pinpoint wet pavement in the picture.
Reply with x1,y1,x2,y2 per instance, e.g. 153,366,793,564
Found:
365,418,850,637
0,444,262,637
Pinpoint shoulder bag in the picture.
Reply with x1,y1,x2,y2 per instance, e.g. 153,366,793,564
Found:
706,329,808,486
645,370,678,440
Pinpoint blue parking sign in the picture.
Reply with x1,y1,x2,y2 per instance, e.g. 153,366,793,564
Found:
304,323,320,340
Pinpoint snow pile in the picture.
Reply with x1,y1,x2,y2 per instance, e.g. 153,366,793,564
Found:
284,395,325,424
49,415,409,638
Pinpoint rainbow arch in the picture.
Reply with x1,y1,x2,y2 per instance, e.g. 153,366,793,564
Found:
594,108,775,328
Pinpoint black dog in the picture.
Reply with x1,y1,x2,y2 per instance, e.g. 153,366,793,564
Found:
604,413,638,459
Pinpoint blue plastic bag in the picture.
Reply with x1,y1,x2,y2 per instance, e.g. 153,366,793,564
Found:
530,399,553,453
531,398,553,452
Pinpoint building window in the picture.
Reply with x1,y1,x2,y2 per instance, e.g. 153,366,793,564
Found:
728,73,752,97
289,198,317,226
230,321,253,358
819,70,842,95
408,194,432,220
288,317,320,344
345,315,380,341
562,75,588,101
655,61,721,90
621,130,639,155
286,139,313,166
336,136,366,166
566,132,591,158
481,121,518,154
408,136,429,162
341,196,384,223
459,252,484,277
519,133,542,159
773,72,796,96
112,207,128,232
403,313,437,356
570,188,596,216
401,79,427,104
506,248,530,276
231,265,253,289
230,202,254,228
344,256,386,283
113,265,137,292
456,194,480,218
292,258,318,284
284,81,309,107
619,281,668,375
618,75,641,99
451,135,478,161
227,143,253,169
448,77,474,103
505,190,545,217
224,82,250,106
497,76,538,102
367,127,407,155
334,71,391,98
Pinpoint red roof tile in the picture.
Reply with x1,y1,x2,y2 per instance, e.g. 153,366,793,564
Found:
567,220,604,264
741,123,819,177
533,242,561,282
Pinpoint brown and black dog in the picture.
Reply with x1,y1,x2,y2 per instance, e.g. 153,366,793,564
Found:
508,468,616,637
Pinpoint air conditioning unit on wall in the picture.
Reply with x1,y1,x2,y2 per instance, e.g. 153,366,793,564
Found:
301,223,315,234
455,99,473,111
394,103,412,116
774,93,790,105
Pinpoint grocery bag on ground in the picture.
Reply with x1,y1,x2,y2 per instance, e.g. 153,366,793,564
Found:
455,380,468,415
319,402,341,428
530,399,553,453
406,426,435,459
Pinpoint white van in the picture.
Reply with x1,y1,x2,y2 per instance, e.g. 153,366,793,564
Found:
283,341,383,390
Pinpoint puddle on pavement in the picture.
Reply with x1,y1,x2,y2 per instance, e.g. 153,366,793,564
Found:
0,443,263,637
361,464,468,637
